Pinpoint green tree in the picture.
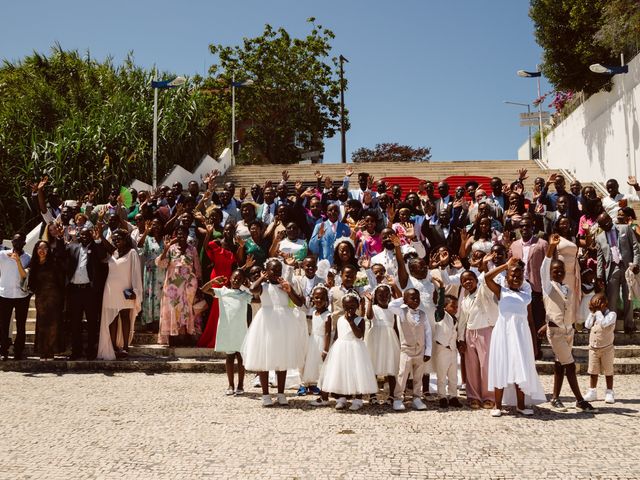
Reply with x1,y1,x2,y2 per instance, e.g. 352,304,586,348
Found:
530,0,619,95
595,0,640,57
352,143,432,163
0,45,220,233
205,18,347,165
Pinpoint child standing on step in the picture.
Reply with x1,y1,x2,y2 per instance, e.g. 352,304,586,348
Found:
583,293,617,404
433,295,464,409
201,269,253,396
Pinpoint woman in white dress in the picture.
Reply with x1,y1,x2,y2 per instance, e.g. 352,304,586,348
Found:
485,257,546,417
97,229,142,360
364,284,400,403
242,258,306,407
318,292,378,411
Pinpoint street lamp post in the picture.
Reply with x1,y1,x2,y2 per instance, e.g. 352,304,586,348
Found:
339,55,348,164
151,71,186,188
517,67,544,161
231,75,254,166
504,101,532,160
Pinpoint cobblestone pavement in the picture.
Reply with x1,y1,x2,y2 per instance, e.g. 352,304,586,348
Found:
1,372,640,479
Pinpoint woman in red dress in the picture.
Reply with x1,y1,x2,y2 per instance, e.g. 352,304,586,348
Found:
197,223,240,348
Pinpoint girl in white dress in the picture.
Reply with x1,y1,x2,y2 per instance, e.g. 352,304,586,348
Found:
364,284,400,404
201,269,253,396
302,285,333,406
486,257,546,417
242,258,306,407
318,292,378,411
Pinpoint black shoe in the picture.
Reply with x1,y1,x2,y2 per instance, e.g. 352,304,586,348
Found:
576,400,597,412
13,353,23,361
448,397,463,408
439,397,449,408
550,398,568,412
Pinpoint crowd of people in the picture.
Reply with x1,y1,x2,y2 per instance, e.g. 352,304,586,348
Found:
1,165,639,416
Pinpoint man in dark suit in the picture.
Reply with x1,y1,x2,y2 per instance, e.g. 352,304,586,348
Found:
422,209,461,256
64,227,108,360
595,212,640,333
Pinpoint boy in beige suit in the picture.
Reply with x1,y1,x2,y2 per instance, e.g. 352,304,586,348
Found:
388,289,432,411
583,293,617,404
540,234,596,412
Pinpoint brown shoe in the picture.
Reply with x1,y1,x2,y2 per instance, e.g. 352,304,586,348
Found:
468,399,482,409
482,400,495,409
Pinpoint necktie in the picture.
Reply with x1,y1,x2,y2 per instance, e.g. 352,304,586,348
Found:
609,229,622,264
332,222,337,234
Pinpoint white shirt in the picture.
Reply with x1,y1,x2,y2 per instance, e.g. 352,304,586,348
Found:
584,310,617,329
458,282,497,332
71,244,90,285
372,249,398,279
603,192,640,218
0,250,31,299
540,256,569,297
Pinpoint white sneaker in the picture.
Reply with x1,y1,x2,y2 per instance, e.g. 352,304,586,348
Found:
276,393,288,405
605,389,615,404
349,399,364,411
335,397,348,410
393,399,406,411
412,398,427,410
583,388,597,402
490,409,502,417
310,398,329,406
516,408,534,416
262,395,273,407
252,375,261,388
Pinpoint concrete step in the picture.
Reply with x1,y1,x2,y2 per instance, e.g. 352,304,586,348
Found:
540,345,640,361
1,356,638,374
128,345,226,359
0,357,226,373
536,358,640,375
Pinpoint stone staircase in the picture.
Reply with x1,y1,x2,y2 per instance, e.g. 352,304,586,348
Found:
3,159,640,375
221,159,556,192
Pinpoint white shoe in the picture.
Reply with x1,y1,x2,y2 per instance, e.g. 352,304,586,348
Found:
335,397,348,410
349,399,364,411
490,409,502,417
583,388,597,402
605,389,615,404
516,408,534,416
393,399,406,411
310,398,329,406
262,395,273,407
252,376,261,388
276,393,288,405
412,398,427,410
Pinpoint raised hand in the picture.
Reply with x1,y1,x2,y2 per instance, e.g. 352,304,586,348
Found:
403,223,415,240
345,166,354,177
37,175,49,191
295,181,303,193
628,176,638,187
438,249,450,266
235,236,246,248
314,170,323,180
518,168,528,181
367,175,375,189
546,173,557,185
549,233,561,247
507,256,520,269
429,253,440,269
450,255,463,269
324,176,333,189
239,187,247,200
281,170,290,182
360,255,371,269
278,278,292,293
431,275,443,289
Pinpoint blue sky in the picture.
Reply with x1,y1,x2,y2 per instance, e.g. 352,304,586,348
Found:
1,0,551,163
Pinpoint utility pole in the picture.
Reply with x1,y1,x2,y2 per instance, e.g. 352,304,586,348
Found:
339,55,348,164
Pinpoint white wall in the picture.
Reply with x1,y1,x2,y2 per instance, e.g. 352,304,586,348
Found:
545,53,640,193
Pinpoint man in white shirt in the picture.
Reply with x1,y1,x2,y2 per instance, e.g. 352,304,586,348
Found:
602,177,640,218
0,233,31,360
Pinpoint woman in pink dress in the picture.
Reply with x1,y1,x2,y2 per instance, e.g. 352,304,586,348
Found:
197,223,239,348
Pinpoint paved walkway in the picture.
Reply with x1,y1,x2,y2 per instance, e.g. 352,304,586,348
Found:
1,372,639,479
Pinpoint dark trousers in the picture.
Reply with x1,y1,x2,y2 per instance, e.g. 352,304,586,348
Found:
67,285,100,359
0,295,31,358
531,290,546,360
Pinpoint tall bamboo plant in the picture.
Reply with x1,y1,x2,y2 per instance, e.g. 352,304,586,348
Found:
0,45,220,234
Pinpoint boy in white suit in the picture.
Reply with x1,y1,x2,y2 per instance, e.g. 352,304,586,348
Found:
433,295,463,408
